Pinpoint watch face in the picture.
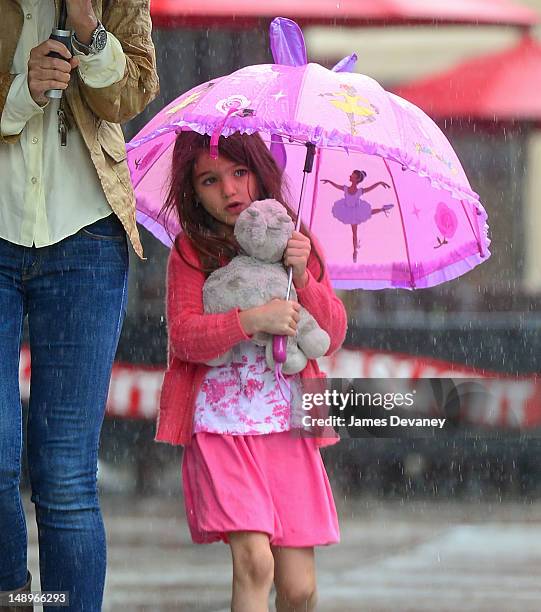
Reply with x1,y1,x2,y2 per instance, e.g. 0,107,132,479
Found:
94,27,108,52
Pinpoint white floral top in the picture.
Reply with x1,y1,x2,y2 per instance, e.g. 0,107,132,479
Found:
193,342,301,435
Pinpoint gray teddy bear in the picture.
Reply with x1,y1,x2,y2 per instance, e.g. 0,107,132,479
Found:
203,199,330,374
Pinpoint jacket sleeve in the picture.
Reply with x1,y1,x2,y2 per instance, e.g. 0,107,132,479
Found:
295,242,348,356
166,244,252,364
74,33,126,89
77,0,159,124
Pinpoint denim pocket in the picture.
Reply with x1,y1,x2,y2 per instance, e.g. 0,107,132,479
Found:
81,214,125,241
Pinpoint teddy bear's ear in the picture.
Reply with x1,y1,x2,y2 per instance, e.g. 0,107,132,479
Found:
277,213,291,223
247,208,259,217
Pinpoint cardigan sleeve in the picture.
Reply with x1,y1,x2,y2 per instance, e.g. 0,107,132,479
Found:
294,239,348,356
166,242,251,364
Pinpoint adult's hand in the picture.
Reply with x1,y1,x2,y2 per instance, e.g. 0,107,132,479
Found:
66,0,99,45
27,40,79,107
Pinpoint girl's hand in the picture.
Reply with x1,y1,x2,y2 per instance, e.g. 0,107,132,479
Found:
381,182,390,189
284,231,311,288
239,300,301,336
321,179,330,184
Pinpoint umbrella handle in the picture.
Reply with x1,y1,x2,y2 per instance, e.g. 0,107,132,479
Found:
272,335,288,364
272,142,317,366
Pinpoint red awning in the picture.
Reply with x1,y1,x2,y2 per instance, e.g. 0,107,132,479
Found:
150,0,539,29
394,36,541,121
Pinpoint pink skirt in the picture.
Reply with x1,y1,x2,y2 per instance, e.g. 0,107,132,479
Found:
182,431,340,547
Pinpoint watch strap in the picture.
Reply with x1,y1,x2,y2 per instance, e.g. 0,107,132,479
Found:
72,21,107,55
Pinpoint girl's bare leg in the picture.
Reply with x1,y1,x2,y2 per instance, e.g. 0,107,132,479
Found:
229,532,274,612
272,546,317,611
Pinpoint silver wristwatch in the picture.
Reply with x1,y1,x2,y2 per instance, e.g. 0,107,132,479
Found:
72,21,108,55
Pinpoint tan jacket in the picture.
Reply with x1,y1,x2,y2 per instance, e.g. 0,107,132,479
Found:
0,0,159,258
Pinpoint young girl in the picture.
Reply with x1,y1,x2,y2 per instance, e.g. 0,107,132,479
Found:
156,130,347,612
322,170,393,262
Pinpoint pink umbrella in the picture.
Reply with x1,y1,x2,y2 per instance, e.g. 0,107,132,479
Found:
127,17,490,290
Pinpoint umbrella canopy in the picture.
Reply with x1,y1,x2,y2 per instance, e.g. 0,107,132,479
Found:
151,0,539,28
393,35,541,121
127,18,490,290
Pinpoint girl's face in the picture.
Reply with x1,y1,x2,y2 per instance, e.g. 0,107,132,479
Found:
350,172,360,184
193,151,260,229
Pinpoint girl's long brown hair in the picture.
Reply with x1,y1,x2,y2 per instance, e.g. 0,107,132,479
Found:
161,130,324,281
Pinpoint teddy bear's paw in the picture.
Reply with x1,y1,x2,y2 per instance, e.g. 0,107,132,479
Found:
278,341,308,374
265,341,277,369
265,340,307,375
253,331,270,347
282,351,308,375
205,351,232,367
298,329,331,359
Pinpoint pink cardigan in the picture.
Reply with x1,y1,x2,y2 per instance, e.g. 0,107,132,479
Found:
155,233,348,447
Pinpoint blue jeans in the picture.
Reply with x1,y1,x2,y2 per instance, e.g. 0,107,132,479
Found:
0,214,129,611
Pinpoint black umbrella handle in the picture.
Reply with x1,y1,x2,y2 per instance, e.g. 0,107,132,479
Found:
45,1,70,100
45,29,72,100
303,142,316,173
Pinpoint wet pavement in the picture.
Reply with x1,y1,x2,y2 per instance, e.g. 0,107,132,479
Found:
23,494,541,611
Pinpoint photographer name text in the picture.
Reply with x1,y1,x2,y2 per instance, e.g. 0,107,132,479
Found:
301,415,447,429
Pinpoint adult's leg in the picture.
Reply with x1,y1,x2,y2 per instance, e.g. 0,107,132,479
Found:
25,217,128,612
229,532,275,612
0,572,32,612
0,238,28,593
272,546,317,612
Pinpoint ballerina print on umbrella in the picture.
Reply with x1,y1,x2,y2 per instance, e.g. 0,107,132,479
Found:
319,84,379,135
321,170,394,263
